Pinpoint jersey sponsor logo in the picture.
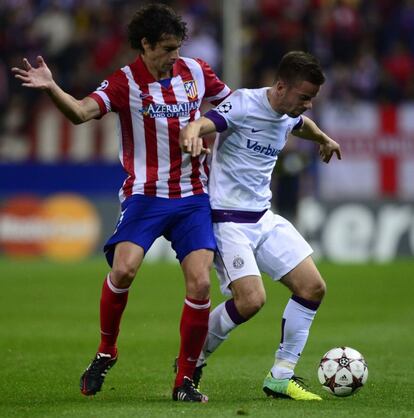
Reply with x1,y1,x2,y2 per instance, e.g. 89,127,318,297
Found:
184,80,198,99
246,139,282,157
251,128,265,133
217,101,232,114
139,101,199,118
97,80,109,91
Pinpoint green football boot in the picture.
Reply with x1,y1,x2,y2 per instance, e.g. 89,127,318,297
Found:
263,372,322,401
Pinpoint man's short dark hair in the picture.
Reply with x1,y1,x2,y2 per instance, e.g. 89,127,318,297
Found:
128,3,188,51
275,51,325,86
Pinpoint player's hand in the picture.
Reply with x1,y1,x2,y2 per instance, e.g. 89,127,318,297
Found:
180,126,211,157
319,136,342,163
11,56,54,90
182,136,211,157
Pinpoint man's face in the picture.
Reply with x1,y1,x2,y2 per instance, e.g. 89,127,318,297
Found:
142,34,181,75
276,80,320,117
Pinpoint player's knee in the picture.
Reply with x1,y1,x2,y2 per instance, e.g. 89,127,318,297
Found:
186,277,210,299
184,256,212,280
182,259,212,299
247,294,266,315
111,264,137,287
236,290,266,318
301,278,326,302
318,279,327,299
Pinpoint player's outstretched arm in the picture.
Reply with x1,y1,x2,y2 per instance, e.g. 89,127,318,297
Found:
12,56,100,124
179,117,217,157
292,115,342,163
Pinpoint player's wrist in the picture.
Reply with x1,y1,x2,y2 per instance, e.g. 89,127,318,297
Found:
44,80,58,93
316,133,331,145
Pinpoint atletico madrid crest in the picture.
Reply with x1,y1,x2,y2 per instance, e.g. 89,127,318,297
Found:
184,80,198,99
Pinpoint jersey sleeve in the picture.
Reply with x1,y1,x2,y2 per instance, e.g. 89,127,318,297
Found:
88,69,128,115
197,58,231,106
292,115,304,131
204,89,246,133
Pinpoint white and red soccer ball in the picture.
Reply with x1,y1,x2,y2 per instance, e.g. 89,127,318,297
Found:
318,346,368,397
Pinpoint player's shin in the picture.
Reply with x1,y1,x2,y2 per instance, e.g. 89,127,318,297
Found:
271,295,320,379
175,297,211,387
98,273,129,357
198,299,247,366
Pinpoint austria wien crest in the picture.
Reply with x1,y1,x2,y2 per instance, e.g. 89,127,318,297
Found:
184,80,198,99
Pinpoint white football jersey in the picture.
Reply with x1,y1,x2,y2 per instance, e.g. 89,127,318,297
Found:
205,88,302,211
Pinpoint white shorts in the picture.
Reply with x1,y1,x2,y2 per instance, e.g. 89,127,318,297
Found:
213,210,313,296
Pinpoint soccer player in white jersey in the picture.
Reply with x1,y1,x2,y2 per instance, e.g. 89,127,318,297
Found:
12,4,231,402
179,51,341,400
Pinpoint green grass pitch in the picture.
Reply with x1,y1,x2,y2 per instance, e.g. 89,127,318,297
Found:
1,258,413,417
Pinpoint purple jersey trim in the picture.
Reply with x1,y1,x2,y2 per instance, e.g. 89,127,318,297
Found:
212,209,267,223
292,116,303,131
291,295,320,311
225,299,246,324
204,109,228,132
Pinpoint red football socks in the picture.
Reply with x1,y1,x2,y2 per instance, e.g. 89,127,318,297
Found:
175,297,211,387
98,274,129,358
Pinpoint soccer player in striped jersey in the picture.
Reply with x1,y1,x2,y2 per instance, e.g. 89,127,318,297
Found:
12,3,230,402
180,51,341,401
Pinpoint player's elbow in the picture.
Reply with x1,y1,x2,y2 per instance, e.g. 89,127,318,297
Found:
71,116,84,125
71,98,100,124
70,108,92,125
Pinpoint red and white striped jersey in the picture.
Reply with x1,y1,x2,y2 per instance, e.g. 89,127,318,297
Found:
89,55,231,201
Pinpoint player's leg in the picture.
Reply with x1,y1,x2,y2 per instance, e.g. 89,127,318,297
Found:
169,194,215,402
256,213,323,400
271,256,325,380
80,194,166,396
232,274,267,318
80,241,144,396
195,220,263,388
199,274,265,367
172,249,212,402
178,248,212,383
99,242,144,357
263,256,324,400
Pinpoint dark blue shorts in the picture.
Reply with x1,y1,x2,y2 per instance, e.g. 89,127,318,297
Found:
104,193,216,266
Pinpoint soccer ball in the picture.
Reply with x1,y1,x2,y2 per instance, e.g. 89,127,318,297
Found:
317,346,368,397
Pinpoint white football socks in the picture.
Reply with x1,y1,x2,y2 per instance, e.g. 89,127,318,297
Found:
198,295,319,380
197,301,237,367
271,297,318,379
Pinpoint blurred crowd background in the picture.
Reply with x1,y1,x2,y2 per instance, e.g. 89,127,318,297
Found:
1,0,413,262
2,0,414,139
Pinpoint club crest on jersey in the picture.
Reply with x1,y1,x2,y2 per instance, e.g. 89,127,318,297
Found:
184,80,198,99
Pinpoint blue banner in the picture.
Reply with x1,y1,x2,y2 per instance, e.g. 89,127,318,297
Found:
1,163,126,195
